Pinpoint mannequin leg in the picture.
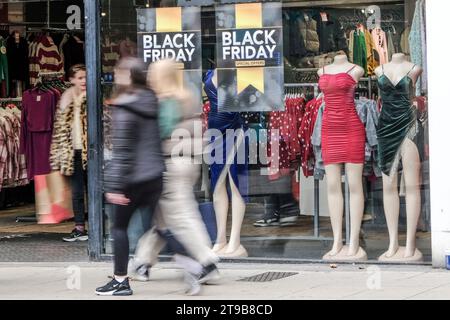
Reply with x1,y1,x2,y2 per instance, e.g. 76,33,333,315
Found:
324,164,344,256
345,163,365,256
401,139,421,258
381,171,400,257
223,172,246,254
212,172,229,252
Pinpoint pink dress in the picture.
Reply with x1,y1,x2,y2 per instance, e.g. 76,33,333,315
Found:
319,66,365,165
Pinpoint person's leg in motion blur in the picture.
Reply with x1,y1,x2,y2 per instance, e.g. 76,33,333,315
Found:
95,178,162,296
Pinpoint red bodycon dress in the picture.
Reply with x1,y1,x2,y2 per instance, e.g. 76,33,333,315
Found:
319,66,365,165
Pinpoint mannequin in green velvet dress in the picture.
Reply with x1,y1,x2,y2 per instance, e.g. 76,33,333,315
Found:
375,53,424,262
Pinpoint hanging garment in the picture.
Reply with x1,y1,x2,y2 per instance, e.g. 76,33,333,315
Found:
28,35,41,85
376,65,420,176
299,15,320,54
20,89,57,179
58,33,70,71
119,38,137,58
0,103,27,189
62,35,85,76
6,35,29,86
284,11,307,58
36,36,64,74
0,37,9,96
102,38,120,74
319,66,365,165
401,26,411,56
29,35,63,85
314,12,348,54
348,30,355,62
268,96,305,180
387,31,396,61
371,27,389,65
353,30,367,75
298,95,323,177
364,28,378,76
409,0,427,96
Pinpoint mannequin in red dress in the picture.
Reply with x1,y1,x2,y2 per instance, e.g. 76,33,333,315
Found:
317,54,367,261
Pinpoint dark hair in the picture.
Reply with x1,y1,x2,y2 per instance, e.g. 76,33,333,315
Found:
115,57,147,88
68,64,86,79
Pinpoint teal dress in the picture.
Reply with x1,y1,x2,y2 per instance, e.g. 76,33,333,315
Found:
376,65,419,176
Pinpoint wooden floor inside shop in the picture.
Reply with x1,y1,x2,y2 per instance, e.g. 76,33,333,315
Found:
0,204,74,234
0,204,88,262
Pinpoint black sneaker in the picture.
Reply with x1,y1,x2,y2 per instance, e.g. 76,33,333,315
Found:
279,204,300,226
62,229,88,242
198,263,220,284
95,277,133,296
253,211,280,227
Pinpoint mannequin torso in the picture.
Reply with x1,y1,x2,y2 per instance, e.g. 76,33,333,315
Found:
317,54,365,82
374,53,422,87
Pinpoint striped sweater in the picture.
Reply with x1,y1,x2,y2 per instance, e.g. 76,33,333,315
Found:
29,36,64,85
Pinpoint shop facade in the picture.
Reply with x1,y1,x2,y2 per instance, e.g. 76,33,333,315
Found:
83,0,449,267
0,0,447,267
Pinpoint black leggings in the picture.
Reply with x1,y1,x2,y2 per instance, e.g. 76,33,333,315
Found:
71,150,87,226
112,177,163,276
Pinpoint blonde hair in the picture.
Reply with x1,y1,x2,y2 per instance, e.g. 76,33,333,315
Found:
147,59,181,98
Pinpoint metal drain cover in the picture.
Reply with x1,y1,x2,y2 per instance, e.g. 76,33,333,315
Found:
239,272,298,282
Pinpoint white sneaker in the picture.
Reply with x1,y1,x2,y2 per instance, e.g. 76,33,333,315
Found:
128,258,150,282
184,272,202,296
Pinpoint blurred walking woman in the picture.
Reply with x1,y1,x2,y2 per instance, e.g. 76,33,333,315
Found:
50,64,88,242
95,57,164,296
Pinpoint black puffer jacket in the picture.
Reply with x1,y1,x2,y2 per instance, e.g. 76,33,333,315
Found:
104,88,165,193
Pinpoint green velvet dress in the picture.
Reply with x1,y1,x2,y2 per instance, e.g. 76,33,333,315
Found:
376,66,419,176
353,30,367,76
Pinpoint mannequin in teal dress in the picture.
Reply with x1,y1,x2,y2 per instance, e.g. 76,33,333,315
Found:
375,53,424,262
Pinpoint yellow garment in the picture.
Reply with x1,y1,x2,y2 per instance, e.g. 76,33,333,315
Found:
364,28,378,76
348,30,355,62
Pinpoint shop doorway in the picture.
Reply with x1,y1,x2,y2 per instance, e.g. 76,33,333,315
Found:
0,0,87,262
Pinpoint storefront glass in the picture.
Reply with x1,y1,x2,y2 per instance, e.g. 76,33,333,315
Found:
100,0,431,263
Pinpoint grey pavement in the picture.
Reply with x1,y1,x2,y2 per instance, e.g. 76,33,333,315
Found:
1,262,450,300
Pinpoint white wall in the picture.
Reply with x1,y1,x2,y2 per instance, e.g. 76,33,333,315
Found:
426,0,450,268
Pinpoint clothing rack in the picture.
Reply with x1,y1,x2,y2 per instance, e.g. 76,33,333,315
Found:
285,83,320,98
38,71,65,78
26,27,83,34
359,76,378,100
35,72,66,85
0,98,22,102
283,83,329,241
